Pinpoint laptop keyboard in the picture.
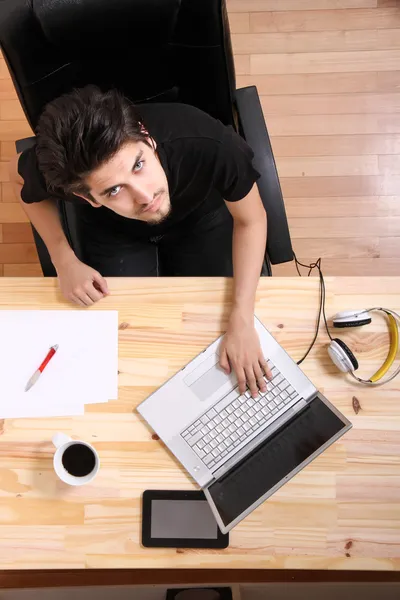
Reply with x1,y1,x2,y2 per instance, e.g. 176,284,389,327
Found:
181,360,304,470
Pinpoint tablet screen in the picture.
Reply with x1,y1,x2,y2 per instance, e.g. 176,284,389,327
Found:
151,499,218,539
141,490,229,548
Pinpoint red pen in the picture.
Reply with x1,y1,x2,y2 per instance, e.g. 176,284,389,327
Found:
25,344,59,392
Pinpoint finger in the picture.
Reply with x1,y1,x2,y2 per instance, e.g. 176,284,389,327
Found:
76,291,94,306
253,363,267,394
219,349,231,374
84,282,103,303
93,272,109,295
245,365,259,398
70,294,86,308
235,366,247,395
259,356,272,380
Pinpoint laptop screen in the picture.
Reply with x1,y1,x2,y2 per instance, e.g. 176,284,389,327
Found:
207,395,348,528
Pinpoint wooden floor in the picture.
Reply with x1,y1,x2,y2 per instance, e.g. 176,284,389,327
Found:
1,0,400,277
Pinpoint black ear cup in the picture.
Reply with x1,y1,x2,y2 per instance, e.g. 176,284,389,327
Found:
333,318,372,328
333,338,359,370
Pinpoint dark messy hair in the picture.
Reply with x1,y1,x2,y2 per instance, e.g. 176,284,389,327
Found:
35,85,149,197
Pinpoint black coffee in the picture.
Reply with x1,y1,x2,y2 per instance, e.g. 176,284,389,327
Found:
62,443,96,477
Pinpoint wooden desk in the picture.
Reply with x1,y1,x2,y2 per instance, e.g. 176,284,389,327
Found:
0,276,399,572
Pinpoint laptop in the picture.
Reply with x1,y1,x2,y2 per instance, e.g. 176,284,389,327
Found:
137,315,352,534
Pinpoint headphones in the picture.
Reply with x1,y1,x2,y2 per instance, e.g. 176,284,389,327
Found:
327,308,400,385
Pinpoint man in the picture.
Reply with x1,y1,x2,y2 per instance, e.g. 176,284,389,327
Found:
10,85,271,395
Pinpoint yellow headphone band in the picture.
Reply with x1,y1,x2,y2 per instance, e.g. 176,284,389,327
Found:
351,308,400,385
370,312,399,382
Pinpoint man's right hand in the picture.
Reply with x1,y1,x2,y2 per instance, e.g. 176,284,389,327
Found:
55,257,109,307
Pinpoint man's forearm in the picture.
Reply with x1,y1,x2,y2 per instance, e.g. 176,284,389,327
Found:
17,192,76,269
219,191,271,391
231,217,267,320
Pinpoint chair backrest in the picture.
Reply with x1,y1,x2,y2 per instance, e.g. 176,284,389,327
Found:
0,0,236,129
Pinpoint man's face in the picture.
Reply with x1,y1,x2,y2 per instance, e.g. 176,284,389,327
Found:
80,140,171,224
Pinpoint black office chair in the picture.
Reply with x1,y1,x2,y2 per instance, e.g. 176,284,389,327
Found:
0,0,293,277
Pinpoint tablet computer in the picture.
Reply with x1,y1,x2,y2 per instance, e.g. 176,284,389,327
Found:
142,490,229,549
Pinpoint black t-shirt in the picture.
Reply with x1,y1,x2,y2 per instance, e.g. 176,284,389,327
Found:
18,102,260,233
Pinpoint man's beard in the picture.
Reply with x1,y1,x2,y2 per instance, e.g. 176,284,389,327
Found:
146,194,171,225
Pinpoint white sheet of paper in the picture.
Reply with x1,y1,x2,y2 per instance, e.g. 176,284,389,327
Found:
0,310,118,419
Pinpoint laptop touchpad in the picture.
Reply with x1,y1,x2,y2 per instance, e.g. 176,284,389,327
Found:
188,365,237,402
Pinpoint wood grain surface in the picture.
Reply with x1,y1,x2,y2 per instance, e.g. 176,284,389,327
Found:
0,276,399,571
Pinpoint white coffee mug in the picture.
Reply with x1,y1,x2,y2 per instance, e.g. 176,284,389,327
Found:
52,432,100,486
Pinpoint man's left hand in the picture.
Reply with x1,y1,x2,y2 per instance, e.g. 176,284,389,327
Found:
219,312,272,397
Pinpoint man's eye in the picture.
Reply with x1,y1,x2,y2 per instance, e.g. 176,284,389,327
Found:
134,160,144,171
108,185,121,197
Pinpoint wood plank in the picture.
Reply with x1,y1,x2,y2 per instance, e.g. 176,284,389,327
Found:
289,216,400,239
237,71,400,95
1,182,17,202
377,71,400,91
0,499,83,526
250,50,400,75
273,258,400,276
0,100,25,121
2,223,33,244
0,243,38,263
228,12,250,33
0,203,29,223
0,80,17,101
320,258,400,276
234,55,250,75
265,114,400,136
249,8,400,33
284,196,400,218
0,263,3,276
1,571,398,589
233,29,400,55
1,141,16,161
0,59,10,80
379,237,400,257
276,155,379,177
290,236,379,258
0,223,2,242
3,263,42,276
227,0,377,12
0,120,32,141
271,134,400,157
378,154,400,174
280,175,400,197
32,572,400,588
261,93,400,115
0,161,9,182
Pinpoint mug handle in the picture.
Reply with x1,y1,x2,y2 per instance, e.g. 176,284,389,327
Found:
52,432,71,448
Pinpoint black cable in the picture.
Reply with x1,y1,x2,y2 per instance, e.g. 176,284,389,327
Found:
321,268,332,342
293,252,332,366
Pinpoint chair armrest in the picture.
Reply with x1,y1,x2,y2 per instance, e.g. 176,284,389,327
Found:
235,86,293,265
30,226,57,276
15,135,36,154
